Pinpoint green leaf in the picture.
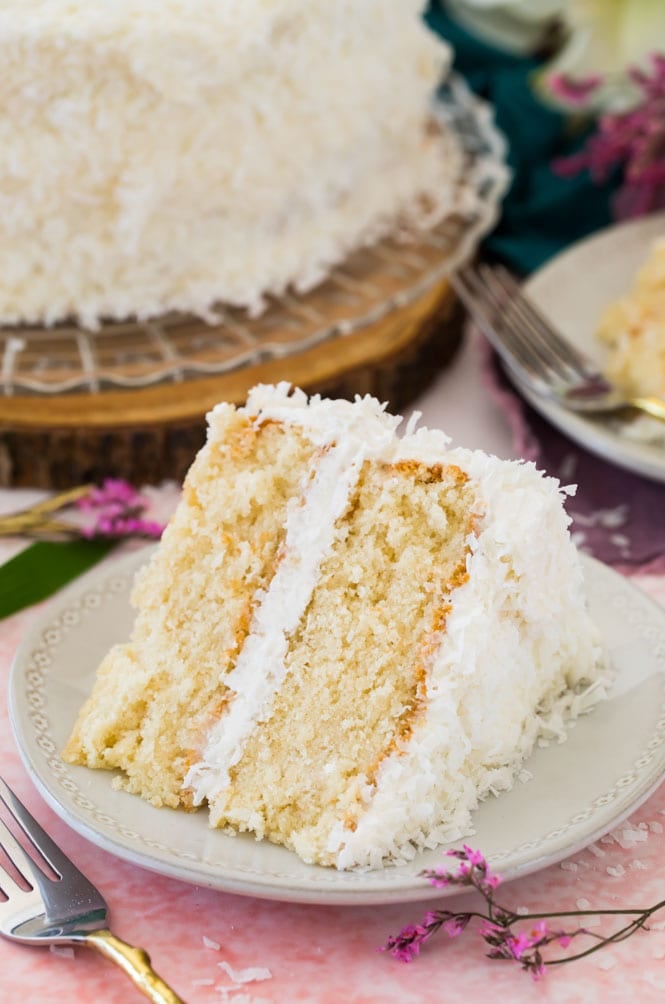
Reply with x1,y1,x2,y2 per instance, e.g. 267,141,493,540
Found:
0,539,117,620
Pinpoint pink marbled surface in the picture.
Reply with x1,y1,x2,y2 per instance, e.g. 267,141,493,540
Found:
0,568,664,1004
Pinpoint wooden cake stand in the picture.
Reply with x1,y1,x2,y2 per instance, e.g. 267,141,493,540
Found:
0,259,462,488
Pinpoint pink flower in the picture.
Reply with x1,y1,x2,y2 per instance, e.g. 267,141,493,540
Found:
441,915,470,939
424,868,453,889
383,924,432,963
73,479,166,541
97,514,115,535
461,845,486,868
386,941,420,964
553,52,665,220
429,847,502,895
529,920,550,941
76,478,140,510
548,73,603,106
506,931,532,960
482,872,502,892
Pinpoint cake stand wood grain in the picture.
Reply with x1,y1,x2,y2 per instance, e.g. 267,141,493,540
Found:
0,278,463,488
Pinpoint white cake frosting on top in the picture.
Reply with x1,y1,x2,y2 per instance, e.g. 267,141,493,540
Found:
0,0,459,327
187,384,604,868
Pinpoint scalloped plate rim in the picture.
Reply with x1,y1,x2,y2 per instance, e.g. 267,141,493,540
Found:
8,547,665,906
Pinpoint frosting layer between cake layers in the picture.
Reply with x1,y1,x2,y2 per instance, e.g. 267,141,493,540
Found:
0,0,456,326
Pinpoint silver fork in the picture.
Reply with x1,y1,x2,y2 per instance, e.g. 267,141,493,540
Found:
452,263,665,422
0,777,184,1003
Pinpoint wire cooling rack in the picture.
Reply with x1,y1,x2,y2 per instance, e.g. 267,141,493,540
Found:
0,75,509,398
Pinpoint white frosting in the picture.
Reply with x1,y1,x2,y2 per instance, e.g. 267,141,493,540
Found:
0,1,455,326
196,385,603,867
239,382,404,447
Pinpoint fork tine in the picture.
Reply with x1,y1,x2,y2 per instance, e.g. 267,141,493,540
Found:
455,263,604,393
477,264,578,383
453,267,547,380
0,779,106,927
0,813,41,893
0,779,71,882
491,265,596,375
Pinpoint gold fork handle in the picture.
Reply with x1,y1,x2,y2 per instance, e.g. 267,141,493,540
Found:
631,395,665,423
83,929,185,1003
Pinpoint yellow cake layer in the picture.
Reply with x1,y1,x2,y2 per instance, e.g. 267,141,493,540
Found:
64,408,318,807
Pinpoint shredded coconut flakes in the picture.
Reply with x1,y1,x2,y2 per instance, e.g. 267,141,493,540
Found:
217,961,273,985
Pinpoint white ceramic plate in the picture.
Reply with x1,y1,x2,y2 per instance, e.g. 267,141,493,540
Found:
9,548,665,906
513,212,665,483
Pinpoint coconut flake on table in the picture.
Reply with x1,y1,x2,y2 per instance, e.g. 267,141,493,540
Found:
49,945,75,959
604,824,649,849
214,992,268,1004
217,961,272,984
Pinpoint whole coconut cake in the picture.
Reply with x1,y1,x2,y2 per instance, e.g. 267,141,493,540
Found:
1,0,463,327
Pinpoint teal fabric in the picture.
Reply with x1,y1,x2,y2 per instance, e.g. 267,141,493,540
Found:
425,5,617,275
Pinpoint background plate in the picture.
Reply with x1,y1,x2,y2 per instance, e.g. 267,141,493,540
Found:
516,212,665,483
9,548,665,905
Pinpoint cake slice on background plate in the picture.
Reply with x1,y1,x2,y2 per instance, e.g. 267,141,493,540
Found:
64,384,604,870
